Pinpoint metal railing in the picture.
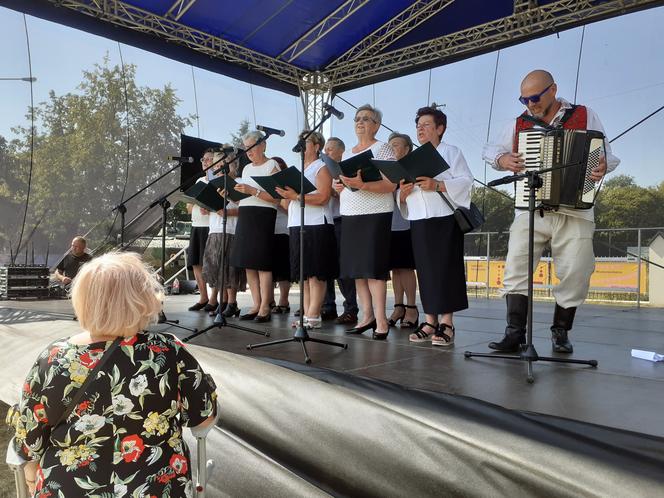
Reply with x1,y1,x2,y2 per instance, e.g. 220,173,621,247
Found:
464,227,664,307
154,247,190,286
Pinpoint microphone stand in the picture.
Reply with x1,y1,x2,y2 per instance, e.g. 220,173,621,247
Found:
464,164,597,383
247,112,348,363
183,134,275,342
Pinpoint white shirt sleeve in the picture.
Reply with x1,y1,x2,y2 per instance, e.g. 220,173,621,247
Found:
482,120,515,171
439,145,474,209
585,106,620,173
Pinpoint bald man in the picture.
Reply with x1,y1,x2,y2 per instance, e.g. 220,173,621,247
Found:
482,70,620,354
54,236,92,286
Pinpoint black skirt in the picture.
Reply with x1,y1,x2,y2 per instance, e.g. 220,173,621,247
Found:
272,233,292,282
339,213,391,280
230,206,277,271
187,226,209,267
389,229,415,270
289,224,339,282
411,215,468,314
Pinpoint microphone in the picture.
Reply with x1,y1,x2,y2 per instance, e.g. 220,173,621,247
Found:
256,125,285,137
323,103,344,120
488,175,519,187
167,156,194,163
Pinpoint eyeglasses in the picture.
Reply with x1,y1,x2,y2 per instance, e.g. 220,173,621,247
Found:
354,116,376,123
416,121,434,130
518,83,553,105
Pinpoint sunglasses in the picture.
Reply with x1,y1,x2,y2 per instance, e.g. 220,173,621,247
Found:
518,83,553,105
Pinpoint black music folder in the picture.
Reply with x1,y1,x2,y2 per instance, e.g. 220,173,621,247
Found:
252,166,317,199
209,175,251,203
371,141,449,184
183,181,226,212
320,150,382,191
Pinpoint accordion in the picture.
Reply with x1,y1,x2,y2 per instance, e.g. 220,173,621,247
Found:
515,128,605,210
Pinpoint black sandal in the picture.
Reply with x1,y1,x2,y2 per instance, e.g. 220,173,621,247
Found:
388,304,406,326
432,323,455,347
409,322,437,343
401,305,419,329
271,304,291,314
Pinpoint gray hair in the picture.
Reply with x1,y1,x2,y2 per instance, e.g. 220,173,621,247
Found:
355,104,383,125
242,130,265,144
388,132,413,153
326,137,345,151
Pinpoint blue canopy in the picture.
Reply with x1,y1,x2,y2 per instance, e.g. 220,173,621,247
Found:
3,0,662,96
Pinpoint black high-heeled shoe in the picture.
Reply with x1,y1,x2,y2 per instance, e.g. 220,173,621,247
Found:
401,305,419,329
346,319,376,335
254,312,272,323
209,302,227,317
372,324,390,340
222,302,240,318
240,311,258,321
387,304,406,327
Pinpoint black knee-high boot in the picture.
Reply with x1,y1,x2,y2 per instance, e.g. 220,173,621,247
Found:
489,294,527,352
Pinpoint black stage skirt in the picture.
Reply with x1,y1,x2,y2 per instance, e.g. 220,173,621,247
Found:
389,229,415,270
340,213,391,280
411,215,468,314
289,224,339,282
230,206,277,271
272,233,292,282
187,226,209,267
202,233,247,291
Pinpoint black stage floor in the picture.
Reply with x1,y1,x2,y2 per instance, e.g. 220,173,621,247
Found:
3,295,664,438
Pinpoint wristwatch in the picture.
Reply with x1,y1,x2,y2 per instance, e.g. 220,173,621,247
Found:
435,182,440,192
254,188,260,198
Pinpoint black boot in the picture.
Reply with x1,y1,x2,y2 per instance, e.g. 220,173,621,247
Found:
489,294,528,352
551,304,575,353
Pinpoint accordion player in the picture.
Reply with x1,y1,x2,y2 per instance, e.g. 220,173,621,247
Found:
514,128,605,210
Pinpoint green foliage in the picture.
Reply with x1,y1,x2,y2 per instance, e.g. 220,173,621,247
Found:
0,55,192,258
230,119,251,148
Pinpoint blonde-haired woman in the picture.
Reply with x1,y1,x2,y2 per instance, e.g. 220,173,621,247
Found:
12,252,217,497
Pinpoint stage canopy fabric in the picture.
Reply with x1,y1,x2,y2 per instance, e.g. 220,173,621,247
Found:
3,0,664,96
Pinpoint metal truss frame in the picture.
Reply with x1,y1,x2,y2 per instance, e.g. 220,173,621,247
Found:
277,0,370,63
328,0,457,69
298,72,332,130
42,0,664,98
50,0,308,87
324,0,664,89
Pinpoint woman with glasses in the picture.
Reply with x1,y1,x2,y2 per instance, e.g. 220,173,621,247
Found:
333,104,396,340
186,148,214,312
398,106,473,347
228,131,280,322
386,132,419,330
203,148,246,318
277,131,337,329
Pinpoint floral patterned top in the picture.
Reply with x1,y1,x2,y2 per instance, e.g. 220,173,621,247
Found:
13,332,218,498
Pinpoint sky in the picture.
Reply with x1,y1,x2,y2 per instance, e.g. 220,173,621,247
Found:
2,4,664,188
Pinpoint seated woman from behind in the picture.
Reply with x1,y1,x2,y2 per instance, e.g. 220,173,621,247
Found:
13,251,218,497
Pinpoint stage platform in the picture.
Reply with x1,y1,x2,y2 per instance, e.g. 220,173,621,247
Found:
2,293,663,439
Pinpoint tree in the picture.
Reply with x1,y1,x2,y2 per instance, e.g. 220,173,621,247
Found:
230,119,251,148
467,186,514,258
0,56,192,261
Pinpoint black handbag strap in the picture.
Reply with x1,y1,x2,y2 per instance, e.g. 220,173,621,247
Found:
437,191,457,210
52,337,122,428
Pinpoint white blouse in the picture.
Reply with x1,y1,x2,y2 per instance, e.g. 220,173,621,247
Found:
398,141,474,221
339,141,395,216
208,199,239,235
237,159,278,210
190,178,210,227
287,159,333,227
